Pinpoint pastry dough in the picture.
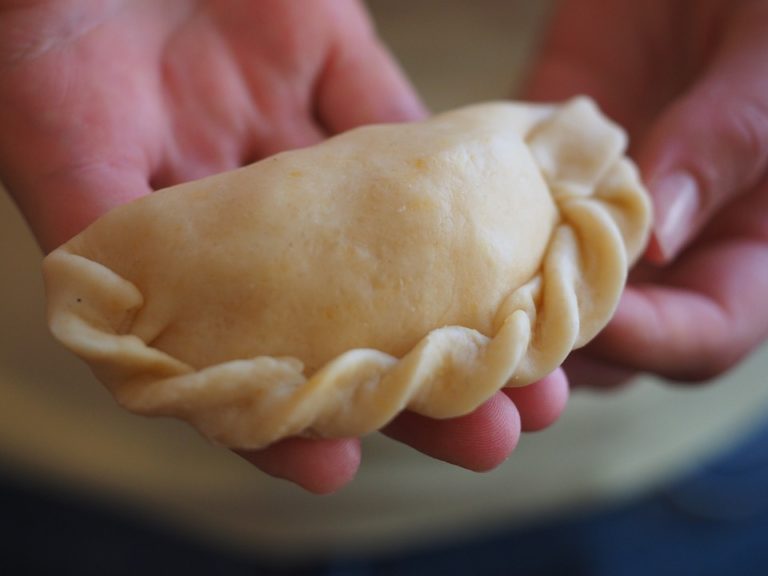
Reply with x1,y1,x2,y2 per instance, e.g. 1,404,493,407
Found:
42,97,651,448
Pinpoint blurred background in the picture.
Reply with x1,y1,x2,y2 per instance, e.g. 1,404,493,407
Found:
2,0,768,572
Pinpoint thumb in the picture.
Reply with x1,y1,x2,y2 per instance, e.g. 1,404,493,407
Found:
638,3,768,263
316,4,426,132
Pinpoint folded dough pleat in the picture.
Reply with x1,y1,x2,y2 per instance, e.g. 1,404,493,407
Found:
43,97,651,449
45,251,192,385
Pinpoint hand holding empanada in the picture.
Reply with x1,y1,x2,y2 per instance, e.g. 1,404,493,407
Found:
43,98,651,449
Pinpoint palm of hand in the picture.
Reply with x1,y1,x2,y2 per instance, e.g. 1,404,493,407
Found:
527,0,768,384
1,0,414,492
0,0,569,492
0,0,417,250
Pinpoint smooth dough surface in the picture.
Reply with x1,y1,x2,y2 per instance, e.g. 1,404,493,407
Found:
43,98,651,448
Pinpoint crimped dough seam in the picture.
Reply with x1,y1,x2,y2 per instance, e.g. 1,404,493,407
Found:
43,98,650,448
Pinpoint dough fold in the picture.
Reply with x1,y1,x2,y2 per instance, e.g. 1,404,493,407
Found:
43,97,651,448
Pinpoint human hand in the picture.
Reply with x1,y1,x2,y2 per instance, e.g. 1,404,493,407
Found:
525,0,768,386
0,0,566,492
0,0,426,251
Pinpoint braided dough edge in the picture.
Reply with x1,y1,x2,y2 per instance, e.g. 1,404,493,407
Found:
43,98,651,448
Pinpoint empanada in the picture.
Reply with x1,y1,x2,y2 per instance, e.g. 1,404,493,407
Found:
43,98,651,448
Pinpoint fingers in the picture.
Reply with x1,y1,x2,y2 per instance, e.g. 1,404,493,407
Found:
596,285,733,381
526,1,768,384
384,370,569,471
503,368,569,431
588,188,768,381
526,2,768,265
638,2,768,263
521,0,668,132
240,370,569,491
236,437,361,495
316,6,427,132
240,373,564,491
383,392,521,472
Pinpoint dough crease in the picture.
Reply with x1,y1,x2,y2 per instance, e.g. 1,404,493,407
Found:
43,97,651,448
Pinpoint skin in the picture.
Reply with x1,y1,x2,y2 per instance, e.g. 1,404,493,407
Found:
526,0,768,386
0,0,567,494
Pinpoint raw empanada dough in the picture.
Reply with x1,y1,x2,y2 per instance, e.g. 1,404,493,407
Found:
43,98,651,448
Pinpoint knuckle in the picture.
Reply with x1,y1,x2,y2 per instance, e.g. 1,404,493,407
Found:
720,100,768,158
712,97,768,183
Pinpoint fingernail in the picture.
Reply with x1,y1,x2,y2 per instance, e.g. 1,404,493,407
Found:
650,171,700,261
